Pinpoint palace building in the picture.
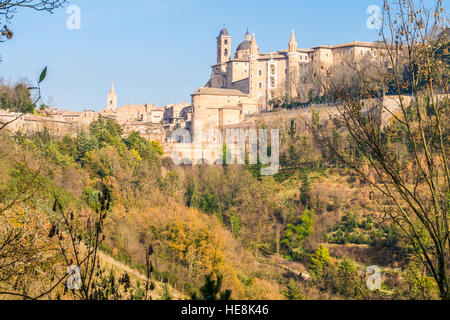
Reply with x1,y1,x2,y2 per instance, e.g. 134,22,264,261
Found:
191,28,384,135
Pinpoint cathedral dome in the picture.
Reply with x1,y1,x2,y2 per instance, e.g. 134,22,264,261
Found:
235,30,257,59
236,40,251,51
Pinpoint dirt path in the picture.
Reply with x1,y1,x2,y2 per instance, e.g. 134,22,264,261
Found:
258,254,308,278
97,251,184,300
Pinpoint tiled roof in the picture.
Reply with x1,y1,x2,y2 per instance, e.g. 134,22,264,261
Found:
218,28,229,36
312,41,382,50
236,40,251,51
192,87,248,97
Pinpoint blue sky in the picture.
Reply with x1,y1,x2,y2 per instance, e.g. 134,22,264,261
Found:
0,0,383,111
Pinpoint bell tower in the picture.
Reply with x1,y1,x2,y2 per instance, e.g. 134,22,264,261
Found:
217,27,231,64
288,29,298,52
107,82,117,111
249,33,259,98
287,30,300,99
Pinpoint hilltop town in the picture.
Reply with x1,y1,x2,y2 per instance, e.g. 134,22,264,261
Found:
0,28,393,145
0,83,191,144
1,0,449,303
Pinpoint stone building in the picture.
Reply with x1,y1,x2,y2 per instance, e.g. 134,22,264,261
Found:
101,83,165,125
0,83,170,143
163,102,192,137
163,102,191,123
191,27,386,135
0,109,92,137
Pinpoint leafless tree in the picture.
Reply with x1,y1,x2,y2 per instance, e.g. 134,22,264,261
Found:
314,0,449,300
0,0,66,42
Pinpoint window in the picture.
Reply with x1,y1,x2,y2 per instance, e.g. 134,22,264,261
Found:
259,82,262,88
300,56,302,60
270,64,276,75
268,63,277,89
259,69,262,76
224,39,228,44
224,49,228,56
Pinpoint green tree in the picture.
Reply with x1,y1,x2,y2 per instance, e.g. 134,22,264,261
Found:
191,274,232,300
161,283,173,300
196,192,219,214
309,245,331,281
76,130,97,161
394,259,440,300
282,209,315,249
89,116,123,150
0,83,34,113
311,107,320,128
123,131,162,162
231,215,241,238
150,141,164,156
337,258,358,298
283,279,305,300
299,170,312,208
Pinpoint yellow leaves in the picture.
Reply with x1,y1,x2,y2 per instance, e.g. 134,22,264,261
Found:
21,139,38,152
159,208,226,275
150,141,164,156
130,149,142,162
8,211,25,228
83,150,94,163
0,204,65,284
417,19,424,30
108,202,256,298
244,278,284,300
